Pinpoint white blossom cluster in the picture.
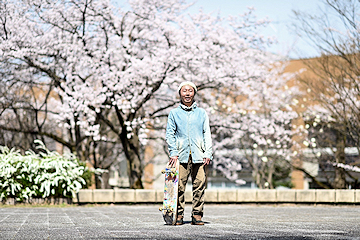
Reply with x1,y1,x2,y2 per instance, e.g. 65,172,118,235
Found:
334,163,360,173
0,140,86,202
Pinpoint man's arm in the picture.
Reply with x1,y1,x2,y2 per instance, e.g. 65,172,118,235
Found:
203,111,213,163
165,111,178,165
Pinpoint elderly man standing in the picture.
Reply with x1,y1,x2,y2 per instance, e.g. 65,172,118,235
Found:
165,81,213,225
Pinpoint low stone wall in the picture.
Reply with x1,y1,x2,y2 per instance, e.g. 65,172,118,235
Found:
74,189,360,204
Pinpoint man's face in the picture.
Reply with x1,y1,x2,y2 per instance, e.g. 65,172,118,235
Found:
180,85,195,106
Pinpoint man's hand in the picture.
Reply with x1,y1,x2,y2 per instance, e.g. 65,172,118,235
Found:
169,156,178,167
203,158,211,166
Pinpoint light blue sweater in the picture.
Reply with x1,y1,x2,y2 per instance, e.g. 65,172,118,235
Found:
166,102,213,163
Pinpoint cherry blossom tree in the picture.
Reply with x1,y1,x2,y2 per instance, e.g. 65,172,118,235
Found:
209,62,303,189
292,0,360,189
0,0,299,188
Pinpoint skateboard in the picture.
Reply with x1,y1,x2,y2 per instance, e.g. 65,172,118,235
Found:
159,160,180,225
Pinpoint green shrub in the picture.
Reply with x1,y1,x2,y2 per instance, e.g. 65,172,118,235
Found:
0,140,88,202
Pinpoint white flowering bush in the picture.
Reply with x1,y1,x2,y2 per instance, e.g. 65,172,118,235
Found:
0,140,87,202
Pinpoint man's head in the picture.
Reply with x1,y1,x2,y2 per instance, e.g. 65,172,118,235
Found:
178,81,197,107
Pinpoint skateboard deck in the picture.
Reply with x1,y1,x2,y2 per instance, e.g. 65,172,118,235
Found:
159,160,180,225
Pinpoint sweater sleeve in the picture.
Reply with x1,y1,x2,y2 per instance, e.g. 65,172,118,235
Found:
203,111,213,159
165,111,179,157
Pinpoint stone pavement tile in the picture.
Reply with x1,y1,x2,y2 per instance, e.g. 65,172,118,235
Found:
74,227,113,239
49,216,73,223
2,214,29,223
13,230,49,240
70,218,100,227
49,223,77,229
0,223,23,230
65,218,95,225
18,223,49,230
48,229,84,239
0,232,17,240
0,213,10,218
24,214,48,223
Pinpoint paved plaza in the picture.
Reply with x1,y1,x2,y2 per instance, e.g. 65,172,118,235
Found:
0,204,359,239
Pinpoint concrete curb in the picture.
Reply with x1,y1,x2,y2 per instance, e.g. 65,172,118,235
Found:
73,189,360,204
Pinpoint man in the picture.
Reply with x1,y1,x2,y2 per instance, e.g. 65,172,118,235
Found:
165,81,212,225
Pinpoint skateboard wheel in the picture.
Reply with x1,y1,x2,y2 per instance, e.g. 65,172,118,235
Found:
159,207,163,211
161,169,165,174
171,169,176,174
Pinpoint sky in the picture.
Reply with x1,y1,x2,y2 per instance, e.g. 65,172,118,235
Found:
186,0,322,59
115,0,324,59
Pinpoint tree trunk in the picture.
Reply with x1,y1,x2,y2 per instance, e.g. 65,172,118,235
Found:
102,171,111,189
121,129,144,189
333,130,347,189
253,164,262,189
95,175,103,189
268,159,275,189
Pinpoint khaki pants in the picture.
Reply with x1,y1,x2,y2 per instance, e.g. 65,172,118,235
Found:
177,155,206,217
